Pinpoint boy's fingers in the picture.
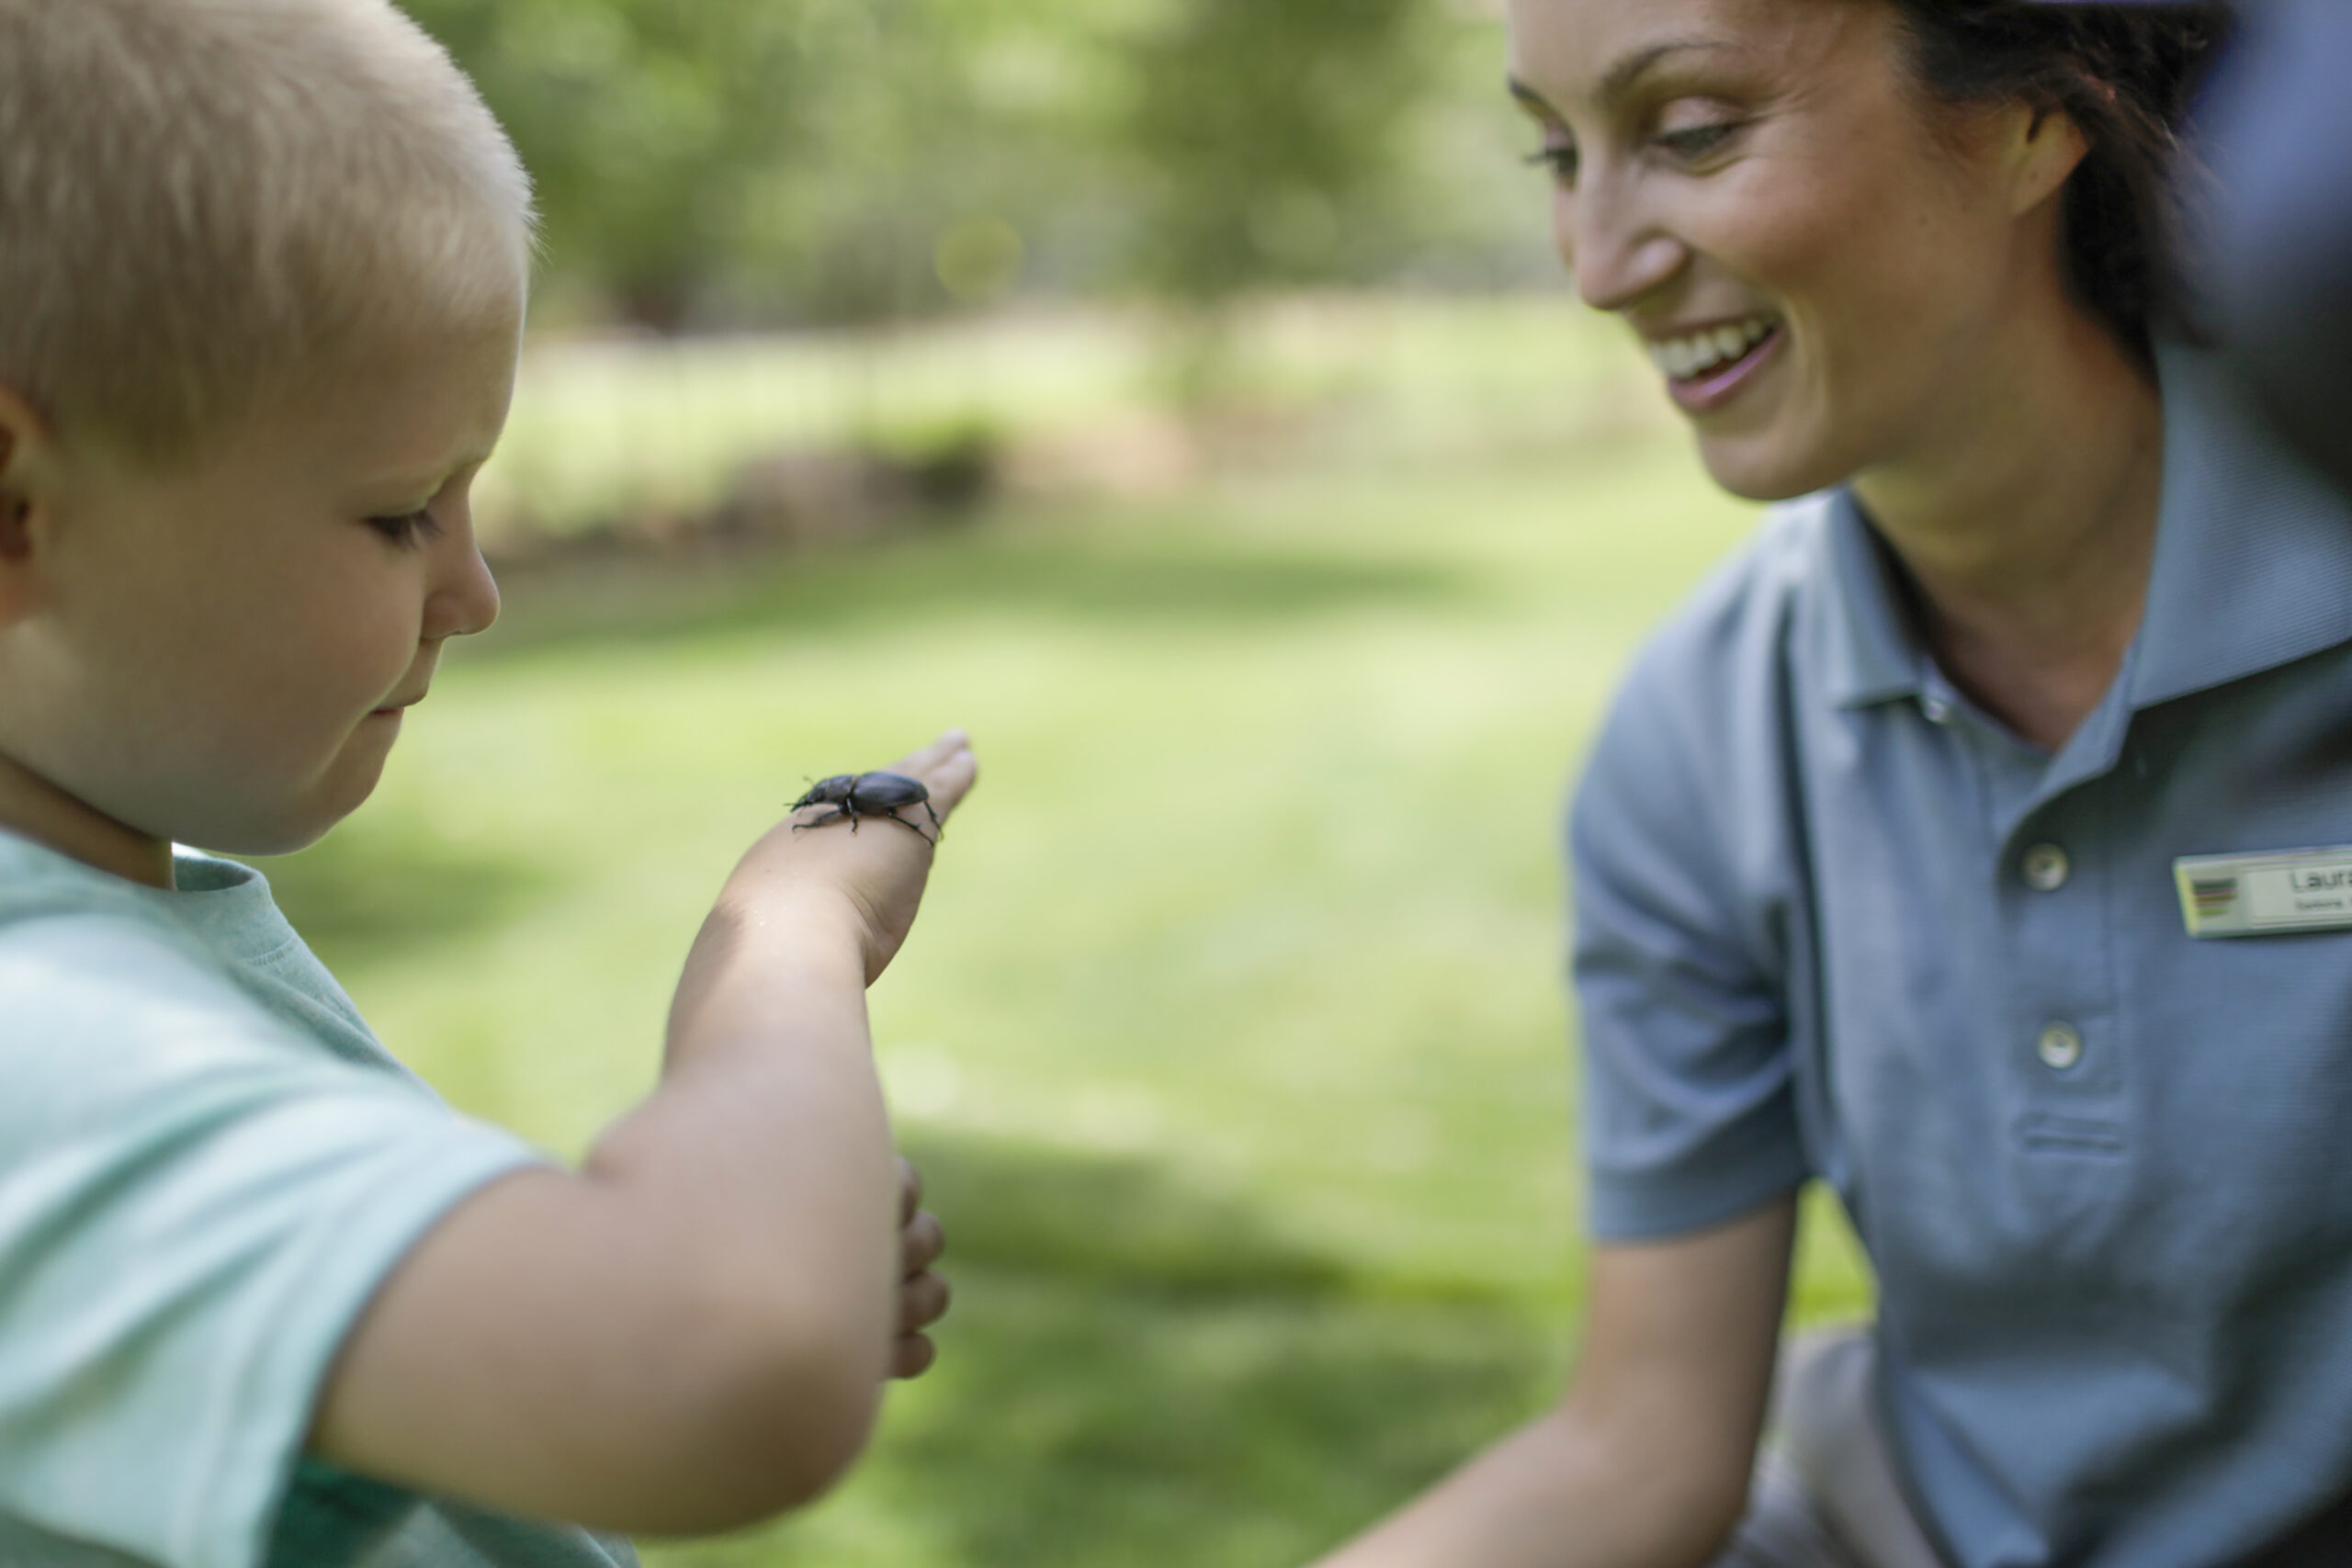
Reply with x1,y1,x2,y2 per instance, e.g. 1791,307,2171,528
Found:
899,1269,951,1333
920,749,979,821
888,729,970,786
900,1210,945,1275
884,731,978,820
890,1334,937,1381
891,729,967,776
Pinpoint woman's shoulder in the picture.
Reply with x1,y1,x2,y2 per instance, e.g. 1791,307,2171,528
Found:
1574,494,1847,842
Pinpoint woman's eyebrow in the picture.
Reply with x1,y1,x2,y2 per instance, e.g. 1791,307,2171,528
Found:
1510,39,1735,117
1600,39,1734,101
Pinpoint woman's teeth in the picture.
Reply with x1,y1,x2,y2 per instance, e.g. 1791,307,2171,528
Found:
1648,317,1778,381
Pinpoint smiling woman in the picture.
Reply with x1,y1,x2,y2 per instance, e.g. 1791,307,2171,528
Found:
1505,0,2175,523
1295,4,2352,1568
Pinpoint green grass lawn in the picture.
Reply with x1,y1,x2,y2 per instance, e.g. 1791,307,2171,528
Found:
257,296,1873,1566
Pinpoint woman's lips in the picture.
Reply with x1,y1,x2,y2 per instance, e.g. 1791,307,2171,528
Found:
1663,322,1785,415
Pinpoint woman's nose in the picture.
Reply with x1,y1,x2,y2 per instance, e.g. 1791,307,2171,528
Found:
1556,176,1685,315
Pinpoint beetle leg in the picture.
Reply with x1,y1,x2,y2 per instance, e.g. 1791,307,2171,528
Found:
879,808,940,847
788,800,936,846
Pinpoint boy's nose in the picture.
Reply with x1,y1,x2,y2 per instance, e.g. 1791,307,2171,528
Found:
424,515,501,640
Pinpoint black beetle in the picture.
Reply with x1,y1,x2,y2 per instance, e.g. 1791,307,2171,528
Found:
791,772,943,844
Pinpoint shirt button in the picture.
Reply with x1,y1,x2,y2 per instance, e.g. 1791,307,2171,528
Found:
2021,843,2071,892
1921,696,1953,725
2037,1022,2086,1072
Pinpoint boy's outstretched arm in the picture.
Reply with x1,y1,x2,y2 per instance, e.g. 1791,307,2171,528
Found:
309,732,978,1537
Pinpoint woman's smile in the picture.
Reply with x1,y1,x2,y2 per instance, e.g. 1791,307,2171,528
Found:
1644,315,1784,413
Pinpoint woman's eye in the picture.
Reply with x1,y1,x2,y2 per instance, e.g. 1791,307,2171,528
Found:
366,508,442,548
1522,143,1579,185
1654,121,1743,161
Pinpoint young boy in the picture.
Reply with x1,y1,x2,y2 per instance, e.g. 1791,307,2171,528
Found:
0,2,972,1563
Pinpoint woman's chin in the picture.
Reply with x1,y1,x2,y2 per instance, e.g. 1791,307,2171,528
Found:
1692,431,1852,505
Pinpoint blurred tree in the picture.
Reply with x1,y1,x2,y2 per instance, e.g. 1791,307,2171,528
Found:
404,0,1128,328
401,0,811,328
1114,0,1453,402
1119,0,1446,304
733,0,1125,325
401,0,1498,334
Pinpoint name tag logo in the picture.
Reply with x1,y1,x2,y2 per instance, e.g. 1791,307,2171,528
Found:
2176,847,2352,937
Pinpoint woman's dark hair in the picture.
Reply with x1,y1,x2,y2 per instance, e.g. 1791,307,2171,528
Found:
1882,0,2234,369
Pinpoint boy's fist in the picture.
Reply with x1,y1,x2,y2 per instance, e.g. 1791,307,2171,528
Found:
892,1158,949,1380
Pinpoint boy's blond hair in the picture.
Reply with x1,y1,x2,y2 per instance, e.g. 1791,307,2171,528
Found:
0,0,535,465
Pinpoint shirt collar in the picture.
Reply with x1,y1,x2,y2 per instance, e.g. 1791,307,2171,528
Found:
1815,341,2352,713
1816,488,1928,708
2127,342,2352,706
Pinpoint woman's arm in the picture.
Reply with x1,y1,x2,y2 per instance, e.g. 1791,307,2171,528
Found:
1312,1196,1795,1568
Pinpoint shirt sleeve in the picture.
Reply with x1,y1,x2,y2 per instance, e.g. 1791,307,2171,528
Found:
1569,643,1811,1241
0,911,548,1568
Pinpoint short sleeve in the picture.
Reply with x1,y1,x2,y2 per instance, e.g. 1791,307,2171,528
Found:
1569,643,1810,1241
0,912,546,1568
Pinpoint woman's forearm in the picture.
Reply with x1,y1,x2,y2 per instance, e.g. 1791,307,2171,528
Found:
1311,1404,1747,1568
1317,1205,1793,1568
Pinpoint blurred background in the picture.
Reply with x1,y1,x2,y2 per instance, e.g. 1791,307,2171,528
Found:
262,0,1873,1561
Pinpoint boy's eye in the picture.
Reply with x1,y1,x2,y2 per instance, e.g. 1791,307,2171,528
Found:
366,508,443,547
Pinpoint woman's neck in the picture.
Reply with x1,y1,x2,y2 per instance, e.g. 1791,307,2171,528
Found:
1851,301,2167,753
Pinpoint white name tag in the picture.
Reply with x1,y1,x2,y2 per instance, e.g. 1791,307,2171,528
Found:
2176,847,2352,937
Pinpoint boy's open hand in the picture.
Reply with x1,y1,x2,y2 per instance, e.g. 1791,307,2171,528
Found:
893,1157,949,1379
731,730,978,986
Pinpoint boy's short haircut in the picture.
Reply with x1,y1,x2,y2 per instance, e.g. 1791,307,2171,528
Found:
0,0,536,466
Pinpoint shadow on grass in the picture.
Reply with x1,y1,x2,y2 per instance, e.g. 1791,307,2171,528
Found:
240,818,557,977
653,1133,1566,1568
476,527,1477,664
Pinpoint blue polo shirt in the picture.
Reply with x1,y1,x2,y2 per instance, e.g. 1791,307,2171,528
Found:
1571,344,2352,1568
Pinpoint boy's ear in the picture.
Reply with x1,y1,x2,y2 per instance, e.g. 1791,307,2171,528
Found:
0,382,60,613
0,430,23,562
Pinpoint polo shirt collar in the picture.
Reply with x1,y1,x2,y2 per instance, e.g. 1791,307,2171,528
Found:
1817,488,1928,708
2127,343,2352,707
1815,342,2352,714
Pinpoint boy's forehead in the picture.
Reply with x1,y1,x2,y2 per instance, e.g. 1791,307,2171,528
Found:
283,316,523,488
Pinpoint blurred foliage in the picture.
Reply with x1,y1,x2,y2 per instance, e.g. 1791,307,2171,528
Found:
399,0,1549,330
1122,0,1442,305
401,0,809,326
